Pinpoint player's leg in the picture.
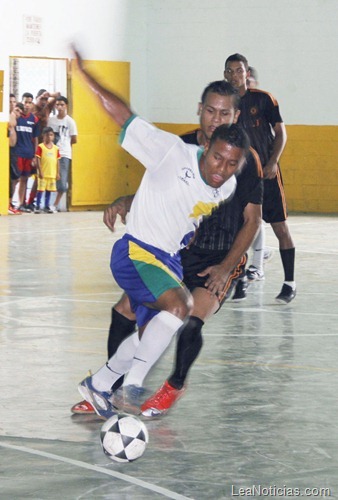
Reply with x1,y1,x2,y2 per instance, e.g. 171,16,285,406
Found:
270,220,296,303
72,293,136,414
113,285,192,414
263,171,296,303
247,222,265,281
141,250,242,417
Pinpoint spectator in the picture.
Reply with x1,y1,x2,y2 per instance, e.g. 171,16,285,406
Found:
48,96,77,211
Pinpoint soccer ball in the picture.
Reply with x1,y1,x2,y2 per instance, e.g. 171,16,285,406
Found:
100,413,149,462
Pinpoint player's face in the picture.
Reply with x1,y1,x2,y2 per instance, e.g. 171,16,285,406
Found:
198,93,240,140
22,97,34,114
201,138,246,188
224,61,248,91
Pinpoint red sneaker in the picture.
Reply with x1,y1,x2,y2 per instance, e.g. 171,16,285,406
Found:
8,204,22,215
71,399,95,414
141,380,185,418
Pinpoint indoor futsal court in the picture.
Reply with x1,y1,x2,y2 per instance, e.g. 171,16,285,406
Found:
0,211,337,499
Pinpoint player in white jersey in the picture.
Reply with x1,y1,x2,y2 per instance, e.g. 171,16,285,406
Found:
72,46,250,418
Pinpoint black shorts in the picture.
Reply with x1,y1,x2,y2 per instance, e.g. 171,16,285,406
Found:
10,150,21,181
262,166,288,223
181,245,247,305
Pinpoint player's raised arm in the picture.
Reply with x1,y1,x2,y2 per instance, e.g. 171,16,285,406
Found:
72,45,133,127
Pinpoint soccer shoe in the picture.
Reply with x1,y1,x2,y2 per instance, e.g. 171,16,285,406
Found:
78,376,116,420
246,265,265,281
141,380,185,418
71,399,95,414
112,385,146,415
34,207,41,214
275,284,296,304
232,278,248,302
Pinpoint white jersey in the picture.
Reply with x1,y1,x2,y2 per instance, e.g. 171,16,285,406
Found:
48,115,78,159
121,116,237,254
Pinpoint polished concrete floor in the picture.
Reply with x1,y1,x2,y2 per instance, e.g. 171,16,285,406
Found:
0,211,337,499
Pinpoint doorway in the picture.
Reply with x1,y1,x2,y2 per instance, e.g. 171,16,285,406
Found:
10,57,69,210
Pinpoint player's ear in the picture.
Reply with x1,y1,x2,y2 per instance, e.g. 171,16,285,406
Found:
197,102,202,116
233,109,241,124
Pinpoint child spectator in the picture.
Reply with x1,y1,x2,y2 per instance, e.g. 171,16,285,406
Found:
35,127,60,214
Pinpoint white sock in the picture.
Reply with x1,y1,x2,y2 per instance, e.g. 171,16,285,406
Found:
91,331,140,391
284,281,296,290
123,311,183,387
251,223,265,271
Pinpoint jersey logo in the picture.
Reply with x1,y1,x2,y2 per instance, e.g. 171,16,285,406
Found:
190,201,217,220
179,167,195,185
250,106,258,116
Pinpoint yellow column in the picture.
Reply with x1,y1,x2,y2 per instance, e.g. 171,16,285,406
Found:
0,121,9,215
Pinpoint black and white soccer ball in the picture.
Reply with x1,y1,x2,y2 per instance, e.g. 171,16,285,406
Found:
100,413,149,462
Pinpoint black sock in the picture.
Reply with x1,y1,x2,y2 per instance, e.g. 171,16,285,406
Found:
280,247,295,282
107,308,137,358
108,308,137,391
168,316,204,390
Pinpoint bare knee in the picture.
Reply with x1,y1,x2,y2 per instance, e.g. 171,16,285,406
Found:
114,293,135,321
150,286,193,321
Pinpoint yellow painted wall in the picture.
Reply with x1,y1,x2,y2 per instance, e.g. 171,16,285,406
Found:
0,122,9,214
157,123,338,215
281,125,338,213
70,59,144,210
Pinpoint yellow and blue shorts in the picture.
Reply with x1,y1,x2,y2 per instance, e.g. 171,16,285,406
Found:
111,234,183,327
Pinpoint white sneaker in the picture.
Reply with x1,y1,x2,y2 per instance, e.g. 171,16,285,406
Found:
49,205,58,213
246,265,264,281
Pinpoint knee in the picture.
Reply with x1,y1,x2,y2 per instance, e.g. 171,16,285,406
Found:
169,293,193,320
114,294,135,320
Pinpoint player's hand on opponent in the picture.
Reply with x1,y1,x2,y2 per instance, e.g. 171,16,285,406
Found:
197,264,230,296
263,161,278,179
103,195,134,232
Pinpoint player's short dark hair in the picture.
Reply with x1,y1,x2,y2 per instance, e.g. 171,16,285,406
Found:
225,53,249,71
22,92,34,100
56,96,68,105
201,80,240,109
10,93,16,98
209,123,250,155
36,89,47,97
15,102,24,112
42,126,54,135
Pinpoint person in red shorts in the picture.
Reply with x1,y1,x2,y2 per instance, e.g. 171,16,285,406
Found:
14,92,40,212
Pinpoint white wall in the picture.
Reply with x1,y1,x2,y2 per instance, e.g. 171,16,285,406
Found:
144,0,338,125
1,0,338,125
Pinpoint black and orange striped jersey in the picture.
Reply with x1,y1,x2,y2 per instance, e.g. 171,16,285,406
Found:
238,88,283,167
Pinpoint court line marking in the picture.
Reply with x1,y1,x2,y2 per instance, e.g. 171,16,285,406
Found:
0,442,191,500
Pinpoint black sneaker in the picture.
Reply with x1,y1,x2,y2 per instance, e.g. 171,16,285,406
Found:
18,205,32,213
275,284,296,304
232,278,248,302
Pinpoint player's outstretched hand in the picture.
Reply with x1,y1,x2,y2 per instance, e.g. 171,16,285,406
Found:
103,195,134,232
198,264,230,297
70,44,84,71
